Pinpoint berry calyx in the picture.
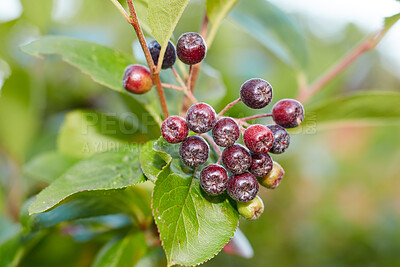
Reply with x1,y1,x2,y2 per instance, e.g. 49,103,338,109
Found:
266,124,290,154
222,144,252,175
179,136,209,167
122,64,153,94
240,78,273,109
161,116,189,143
212,117,240,147
177,32,207,65
257,161,285,189
200,164,228,196
186,103,217,133
237,195,264,220
272,99,305,128
148,40,177,69
250,153,273,177
243,124,274,154
227,172,259,202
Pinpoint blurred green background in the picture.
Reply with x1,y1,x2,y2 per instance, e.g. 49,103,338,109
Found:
1,0,400,266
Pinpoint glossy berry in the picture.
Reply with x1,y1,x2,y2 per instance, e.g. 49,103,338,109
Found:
266,124,290,154
200,164,229,196
240,78,273,109
122,64,153,94
179,136,209,167
161,116,189,143
177,32,207,65
250,153,273,177
212,118,240,147
257,161,285,189
237,195,264,220
243,124,274,154
148,40,176,69
228,172,259,202
272,99,305,128
186,103,217,133
222,144,252,175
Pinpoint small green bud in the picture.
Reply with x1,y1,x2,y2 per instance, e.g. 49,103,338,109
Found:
237,195,264,220
257,161,285,189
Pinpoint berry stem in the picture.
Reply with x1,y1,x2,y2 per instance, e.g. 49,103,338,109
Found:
297,29,386,103
169,67,198,104
171,67,187,89
126,0,169,119
161,83,185,91
239,113,272,122
109,0,130,22
180,12,209,114
201,133,222,158
187,65,194,92
218,98,242,116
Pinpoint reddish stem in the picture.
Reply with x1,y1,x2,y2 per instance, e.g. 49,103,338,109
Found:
239,113,272,122
218,98,242,116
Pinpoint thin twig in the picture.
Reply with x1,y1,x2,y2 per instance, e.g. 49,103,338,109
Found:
161,83,185,91
218,98,241,116
187,65,194,92
126,0,169,119
171,67,187,89
109,0,130,22
297,29,386,103
239,113,272,122
202,133,221,158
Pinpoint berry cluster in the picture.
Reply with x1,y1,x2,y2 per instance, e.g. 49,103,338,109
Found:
122,31,305,221
122,32,206,94
161,79,304,220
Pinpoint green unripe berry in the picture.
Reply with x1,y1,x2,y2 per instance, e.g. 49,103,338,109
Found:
237,195,264,220
257,161,285,189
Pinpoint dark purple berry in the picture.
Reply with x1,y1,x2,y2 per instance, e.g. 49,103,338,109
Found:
228,172,259,202
266,124,290,154
122,64,153,94
240,78,273,109
177,32,207,65
257,161,285,189
243,124,274,154
222,144,251,175
148,40,176,69
250,153,273,177
161,116,189,143
186,103,217,133
179,136,209,167
200,164,228,196
212,118,240,147
272,99,304,128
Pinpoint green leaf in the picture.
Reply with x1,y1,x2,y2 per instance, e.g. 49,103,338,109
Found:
384,12,400,30
24,151,79,183
231,0,308,69
57,110,148,158
151,139,239,266
20,36,161,121
93,231,147,267
148,0,190,68
303,91,400,127
206,0,239,46
29,145,145,215
140,140,171,182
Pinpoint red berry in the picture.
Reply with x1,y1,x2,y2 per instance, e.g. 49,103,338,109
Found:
272,99,304,128
250,153,273,177
148,40,177,69
177,32,207,65
161,116,189,143
179,136,209,167
122,64,153,94
222,144,251,175
186,103,217,133
228,172,259,202
200,164,228,196
240,78,273,109
243,124,274,154
212,117,240,147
